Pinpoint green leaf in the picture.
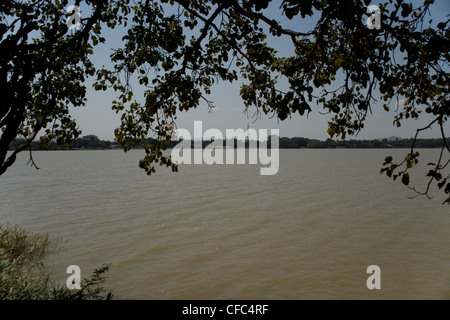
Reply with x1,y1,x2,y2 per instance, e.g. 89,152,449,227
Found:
327,127,335,138
334,58,343,68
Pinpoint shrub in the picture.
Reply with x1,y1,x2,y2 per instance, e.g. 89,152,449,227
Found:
0,225,113,300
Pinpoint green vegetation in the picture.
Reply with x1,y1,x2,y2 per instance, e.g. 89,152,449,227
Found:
283,137,449,149
9,136,448,150
0,225,113,300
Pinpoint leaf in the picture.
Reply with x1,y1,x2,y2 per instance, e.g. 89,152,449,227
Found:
390,77,402,86
383,156,393,165
401,4,412,17
401,173,410,185
327,127,335,138
313,78,321,88
334,58,343,68
445,183,450,194
437,22,446,30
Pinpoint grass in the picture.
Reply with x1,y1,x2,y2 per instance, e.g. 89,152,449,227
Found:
0,225,113,300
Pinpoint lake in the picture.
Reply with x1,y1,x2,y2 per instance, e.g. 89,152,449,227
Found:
1,149,449,299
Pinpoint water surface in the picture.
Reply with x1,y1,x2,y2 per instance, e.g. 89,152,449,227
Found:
1,149,449,299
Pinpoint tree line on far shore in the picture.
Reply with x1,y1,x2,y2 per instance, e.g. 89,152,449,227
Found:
8,135,449,150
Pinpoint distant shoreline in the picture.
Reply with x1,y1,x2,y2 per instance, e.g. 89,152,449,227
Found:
18,148,444,152
9,136,448,151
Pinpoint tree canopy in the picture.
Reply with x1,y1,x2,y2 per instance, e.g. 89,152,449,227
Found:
1,0,449,202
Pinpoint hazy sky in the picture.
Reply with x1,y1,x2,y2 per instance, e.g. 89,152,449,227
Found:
69,0,450,141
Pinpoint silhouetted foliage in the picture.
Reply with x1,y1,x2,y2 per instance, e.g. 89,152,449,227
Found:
1,0,449,201
9,136,448,150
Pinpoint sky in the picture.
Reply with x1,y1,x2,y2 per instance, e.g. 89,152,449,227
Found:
69,0,450,142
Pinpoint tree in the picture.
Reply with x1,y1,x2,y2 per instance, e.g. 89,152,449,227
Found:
1,0,113,174
307,139,327,149
1,0,449,202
